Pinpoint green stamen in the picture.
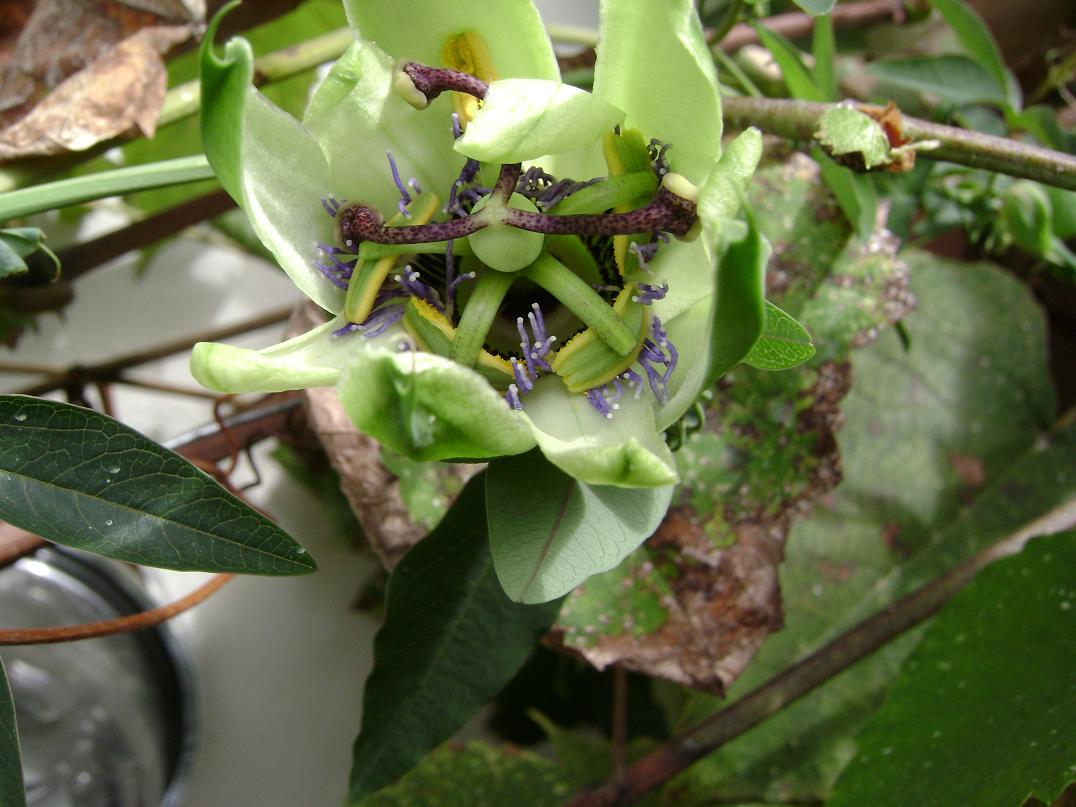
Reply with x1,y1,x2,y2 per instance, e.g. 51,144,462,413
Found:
523,253,637,356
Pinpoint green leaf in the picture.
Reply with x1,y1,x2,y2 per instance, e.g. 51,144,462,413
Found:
829,531,1076,806
359,741,575,807
866,55,1010,107
456,80,624,164
707,209,768,384
742,301,816,370
816,150,878,237
0,228,58,281
0,659,25,807
926,0,1012,105
348,474,561,803
753,24,824,102
811,14,838,101
673,252,1064,803
790,0,837,15
816,107,893,170
486,449,673,603
0,396,315,575
0,157,214,222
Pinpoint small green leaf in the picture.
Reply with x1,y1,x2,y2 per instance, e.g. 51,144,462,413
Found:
926,0,1012,105
816,107,893,170
348,474,561,803
0,396,315,574
743,301,816,370
0,227,58,280
486,450,673,604
790,0,837,15
816,151,878,237
866,55,1009,107
456,79,624,164
0,659,25,807
707,209,768,384
829,532,1076,806
753,24,824,102
811,14,837,101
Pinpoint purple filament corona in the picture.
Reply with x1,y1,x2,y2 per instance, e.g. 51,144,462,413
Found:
586,317,678,418
505,303,556,410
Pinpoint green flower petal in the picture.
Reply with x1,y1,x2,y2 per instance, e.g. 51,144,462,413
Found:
593,0,722,185
654,297,711,431
522,376,679,488
337,347,536,461
200,10,343,314
303,40,460,216
343,0,559,81
455,79,624,163
191,316,364,393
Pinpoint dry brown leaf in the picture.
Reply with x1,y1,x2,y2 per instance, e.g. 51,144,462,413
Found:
0,22,191,159
0,0,194,124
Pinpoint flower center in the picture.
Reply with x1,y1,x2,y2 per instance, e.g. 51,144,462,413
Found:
321,40,698,420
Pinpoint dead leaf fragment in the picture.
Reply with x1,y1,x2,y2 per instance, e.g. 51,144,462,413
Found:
0,23,190,159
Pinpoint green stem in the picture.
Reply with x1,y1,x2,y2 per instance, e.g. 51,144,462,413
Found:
723,96,1076,192
709,0,745,46
450,270,515,367
712,47,762,99
544,23,598,48
0,156,215,221
524,253,637,357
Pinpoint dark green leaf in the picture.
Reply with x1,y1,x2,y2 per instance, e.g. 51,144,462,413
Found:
830,532,1076,806
707,210,768,383
816,151,878,237
811,14,837,101
348,473,561,803
0,659,25,807
673,252,1065,803
486,450,673,604
867,55,1009,107
360,741,575,807
0,396,314,574
926,0,1011,103
789,0,837,16
742,301,816,370
752,24,824,101
0,228,59,280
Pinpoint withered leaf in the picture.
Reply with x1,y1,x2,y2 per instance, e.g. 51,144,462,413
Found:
0,22,191,160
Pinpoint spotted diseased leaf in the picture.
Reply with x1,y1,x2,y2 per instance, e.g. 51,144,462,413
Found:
360,741,576,807
829,532,1076,807
742,301,815,370
673,252,1064,804
0,395,315,575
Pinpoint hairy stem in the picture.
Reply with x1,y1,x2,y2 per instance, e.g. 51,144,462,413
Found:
723,96,1076,191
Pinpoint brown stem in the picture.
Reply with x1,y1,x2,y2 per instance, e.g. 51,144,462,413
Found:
52,189,236,282
15,305,293,396
714,0,905,51
0,573,234,645
723,96,1076,192
567,497,1076,807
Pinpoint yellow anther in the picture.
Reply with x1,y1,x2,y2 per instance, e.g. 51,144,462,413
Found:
443,31,499,129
